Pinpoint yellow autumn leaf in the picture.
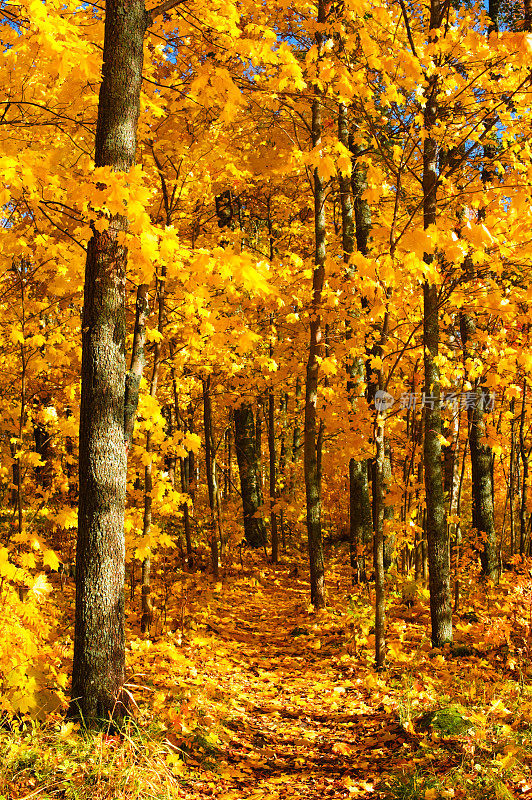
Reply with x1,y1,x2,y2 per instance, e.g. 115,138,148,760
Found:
42,549,60,571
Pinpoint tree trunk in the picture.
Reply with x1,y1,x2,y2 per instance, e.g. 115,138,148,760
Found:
279,391,288,548
424,283,451,646
460,313,498,580
374,410,386,669
234,402,267,548
180,456,193,570
141,275,165,632
304,0,327,608
422,0,452,647
519,379,529,556
268,381,279,563
338,102,372,583
382,440,395,569
510,398,516,556
292,377,302,465
124,283,149,450
203,377,220,577
70,0,146,726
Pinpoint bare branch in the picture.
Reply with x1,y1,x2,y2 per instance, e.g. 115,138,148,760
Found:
145,0,187,26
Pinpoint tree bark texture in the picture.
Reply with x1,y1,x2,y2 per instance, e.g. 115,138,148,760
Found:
374,412,386,669
304,6,327,607
519,379,529,555
203,377,220,576
234,402,267,548
422,4,452,647
70,0,146,726
124,282,149,450
268,384,279,563
460,313,498,580
141,276,165,632
338,102,372,581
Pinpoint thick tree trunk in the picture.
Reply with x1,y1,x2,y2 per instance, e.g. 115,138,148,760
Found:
234,402,267,548
70,0,146,726
422,2,452,647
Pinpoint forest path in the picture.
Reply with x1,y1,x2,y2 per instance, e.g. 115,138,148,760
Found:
157,556,421,800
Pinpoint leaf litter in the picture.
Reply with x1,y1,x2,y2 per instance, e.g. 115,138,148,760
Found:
3,554,532,799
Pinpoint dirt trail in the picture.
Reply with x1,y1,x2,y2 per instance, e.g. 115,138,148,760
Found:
172,562,414,800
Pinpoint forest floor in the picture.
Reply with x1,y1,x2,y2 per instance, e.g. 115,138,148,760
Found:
3,546,532,800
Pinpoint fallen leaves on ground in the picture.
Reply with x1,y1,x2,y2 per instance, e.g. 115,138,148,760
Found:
3,553,532,800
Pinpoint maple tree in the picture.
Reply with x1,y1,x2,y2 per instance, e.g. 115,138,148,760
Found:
3,0,532,795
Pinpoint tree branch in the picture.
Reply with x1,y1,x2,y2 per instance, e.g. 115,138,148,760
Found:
145,0,187,26
398,0,419,61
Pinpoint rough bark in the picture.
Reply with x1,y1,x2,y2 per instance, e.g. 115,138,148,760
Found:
70,0,146,726
234,402,267,548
